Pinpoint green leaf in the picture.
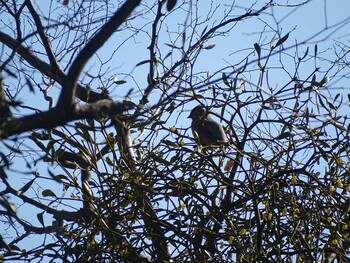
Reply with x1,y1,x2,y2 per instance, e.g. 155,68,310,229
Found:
114,80,127,85
314,44,318,57
42,189,57,198
0,152,10,168
332,93,340,103
254,43,261,59
274,33,289,48
320,76,330,85
151,120,166,130
269,34,277,49
0,196,17,214
135,59,151,67
163,51,172,61
304,106,309,124
29,135,47,152
317,140,330,148
170,154,179,163
222,73,230,87
75,122,93,131
300,47,309,60
2,141,22,153
75,122,92,142
328,102,336,110
311,74,316,84
0,166,7,179
106,156,114,166
135,184,158,194
150,153,170,165
199,179,208,195
318,95,327,109
24,75,34,93
18,179,35,195
54,174,69,182
166,0,177,11
275,132,292,140
8,244,21,251
30,131,50,140
341,198,350,214
162,139,176,147
164,43,179,49
37,212,45,226
204,43,216,50
311,81,322,87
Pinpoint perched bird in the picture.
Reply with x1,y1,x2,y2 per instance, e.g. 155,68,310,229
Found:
188,105,227,147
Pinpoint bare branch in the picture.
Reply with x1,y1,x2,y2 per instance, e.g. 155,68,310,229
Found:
57,0,141,109
0,99,130,139
0,31,110,103
25,0,60,74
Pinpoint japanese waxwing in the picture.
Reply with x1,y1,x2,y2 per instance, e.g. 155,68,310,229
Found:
188,105,227,147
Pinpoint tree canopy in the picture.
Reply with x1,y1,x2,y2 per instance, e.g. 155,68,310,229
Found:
1,0,350,262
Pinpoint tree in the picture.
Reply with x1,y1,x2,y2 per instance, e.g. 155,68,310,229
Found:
1,0,350,262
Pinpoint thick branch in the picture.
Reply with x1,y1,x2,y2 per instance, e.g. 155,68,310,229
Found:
0,68,12,123
57,0,141,109
81,170,95,220
0,31,110,103
0,99,128,139
137,197,171,261
112,112,171,260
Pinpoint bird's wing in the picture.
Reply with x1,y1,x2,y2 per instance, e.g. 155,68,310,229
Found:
201,119,226,142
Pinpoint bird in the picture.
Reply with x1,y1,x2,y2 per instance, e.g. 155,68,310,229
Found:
188,105,227,147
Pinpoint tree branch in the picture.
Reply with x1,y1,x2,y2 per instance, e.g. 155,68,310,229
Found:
57,0,141,109
0,31,110,103
0,99,130,139
25,0,60,74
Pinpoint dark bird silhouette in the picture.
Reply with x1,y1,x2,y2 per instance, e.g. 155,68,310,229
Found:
188,105,226,147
